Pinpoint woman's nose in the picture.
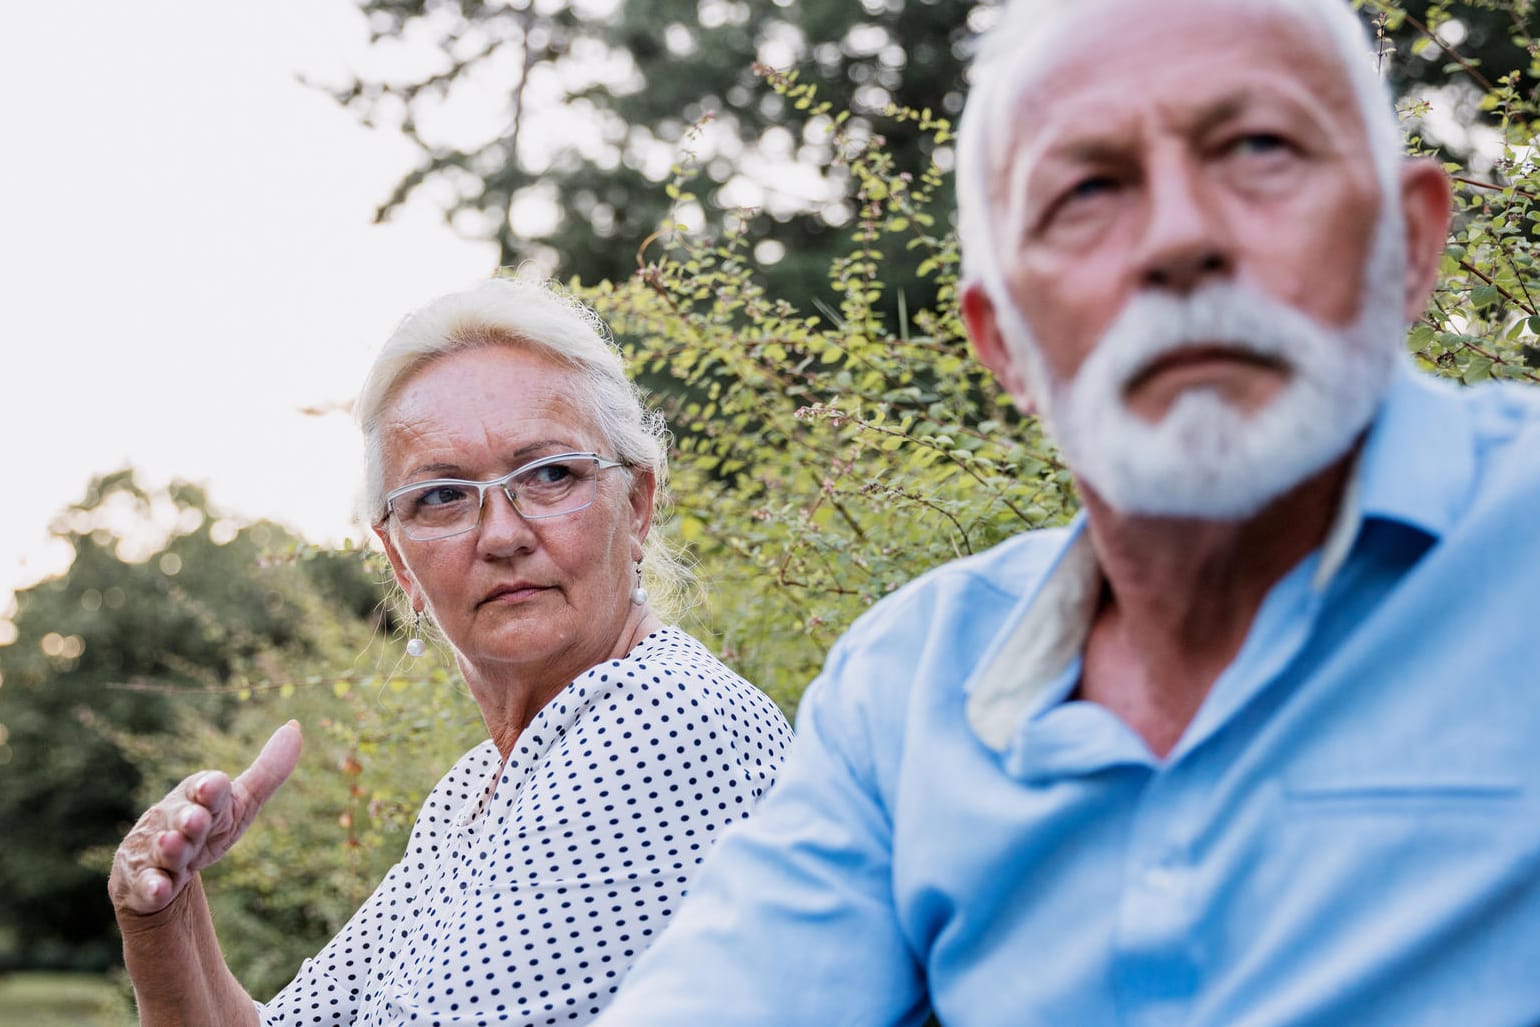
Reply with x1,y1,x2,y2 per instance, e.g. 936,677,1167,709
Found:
475,485,536,556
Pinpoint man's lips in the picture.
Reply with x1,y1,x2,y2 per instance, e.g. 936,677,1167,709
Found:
479,583,549,606
1126,344,1288,393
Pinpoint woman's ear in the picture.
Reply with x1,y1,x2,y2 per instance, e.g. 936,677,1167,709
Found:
374,522,422,610
627,468,658,560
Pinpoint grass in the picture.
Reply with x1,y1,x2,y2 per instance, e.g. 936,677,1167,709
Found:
0,971,136,1027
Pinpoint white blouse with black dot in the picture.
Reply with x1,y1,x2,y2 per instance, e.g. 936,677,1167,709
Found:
255,627,791,1027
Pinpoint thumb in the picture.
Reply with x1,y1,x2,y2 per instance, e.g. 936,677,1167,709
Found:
232,720,303,814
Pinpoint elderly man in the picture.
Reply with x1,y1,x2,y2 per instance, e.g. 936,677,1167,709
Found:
598,0,1540,1023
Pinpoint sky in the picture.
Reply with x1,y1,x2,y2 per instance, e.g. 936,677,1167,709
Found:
0,0,500,610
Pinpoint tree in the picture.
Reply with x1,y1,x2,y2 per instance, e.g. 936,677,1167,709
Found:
0,472,407,970
1376,0,1538,99
330,0,1534,301
1368,0,1540,382
324,0,985,303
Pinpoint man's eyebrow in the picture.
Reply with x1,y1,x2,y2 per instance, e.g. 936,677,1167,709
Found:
1185,91,1257,135
1044,138,1131,165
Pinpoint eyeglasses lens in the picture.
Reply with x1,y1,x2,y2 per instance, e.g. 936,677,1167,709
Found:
394,455,602,540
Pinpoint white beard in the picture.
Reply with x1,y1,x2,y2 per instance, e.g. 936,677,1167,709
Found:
1007,218,1408,520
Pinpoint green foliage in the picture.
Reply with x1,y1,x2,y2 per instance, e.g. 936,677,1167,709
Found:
0,473,421,970
575,72,1076,701
1363,0,1540,382
0,971,135,1027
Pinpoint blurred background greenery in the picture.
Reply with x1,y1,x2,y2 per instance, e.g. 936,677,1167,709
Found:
0,971,135,1026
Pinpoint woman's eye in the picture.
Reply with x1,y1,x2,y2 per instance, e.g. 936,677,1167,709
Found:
530,463,573,485
417,485,470,508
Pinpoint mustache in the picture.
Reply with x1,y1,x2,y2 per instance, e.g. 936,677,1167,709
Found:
1084,283,1325,396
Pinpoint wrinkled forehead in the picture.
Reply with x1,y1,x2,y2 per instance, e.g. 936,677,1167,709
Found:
378,345,599,476
958,0,1389,229
994,1,1359,161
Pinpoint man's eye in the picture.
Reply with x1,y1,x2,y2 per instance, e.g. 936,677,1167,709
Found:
1228,132,1291,157
1038,175,1120,235
1066,175,1118,202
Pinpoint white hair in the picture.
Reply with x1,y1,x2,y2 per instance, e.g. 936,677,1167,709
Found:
356,276,692,618
955,0,1408,296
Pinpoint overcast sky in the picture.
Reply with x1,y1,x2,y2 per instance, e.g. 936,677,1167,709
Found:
0,0,500,609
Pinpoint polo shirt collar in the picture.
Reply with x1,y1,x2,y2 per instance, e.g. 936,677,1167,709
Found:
964,360,1475,754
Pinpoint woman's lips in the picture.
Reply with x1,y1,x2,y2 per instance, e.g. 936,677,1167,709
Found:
479,584,548,606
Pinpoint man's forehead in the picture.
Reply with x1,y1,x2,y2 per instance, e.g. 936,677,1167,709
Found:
986,1,1362,171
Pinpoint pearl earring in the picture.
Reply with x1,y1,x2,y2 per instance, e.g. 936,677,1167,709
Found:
405,610,426,657
630,561,649,606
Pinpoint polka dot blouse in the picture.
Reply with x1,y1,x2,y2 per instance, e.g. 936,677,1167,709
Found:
255,627,791,1027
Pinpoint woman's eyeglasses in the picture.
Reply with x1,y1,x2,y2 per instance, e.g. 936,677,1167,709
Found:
384,452,625,541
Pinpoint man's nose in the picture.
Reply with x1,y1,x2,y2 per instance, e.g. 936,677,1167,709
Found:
1137,152,1231,294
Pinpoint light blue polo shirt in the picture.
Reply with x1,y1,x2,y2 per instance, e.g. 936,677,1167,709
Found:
598,364,1540,1027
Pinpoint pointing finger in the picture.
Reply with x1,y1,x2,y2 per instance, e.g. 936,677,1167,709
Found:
232,721,303,815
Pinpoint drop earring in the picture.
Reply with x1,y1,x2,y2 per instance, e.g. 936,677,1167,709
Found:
405,610,426,657
630,560,649,606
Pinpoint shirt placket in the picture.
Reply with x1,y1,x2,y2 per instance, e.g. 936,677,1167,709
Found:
1111,563,1328,1027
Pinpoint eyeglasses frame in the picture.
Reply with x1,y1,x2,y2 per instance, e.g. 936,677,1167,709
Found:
383,451,627,541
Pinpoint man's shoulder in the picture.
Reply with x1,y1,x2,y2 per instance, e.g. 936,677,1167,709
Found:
1461,377,1540,444
1392,371,1540,501
1402,369,1540,441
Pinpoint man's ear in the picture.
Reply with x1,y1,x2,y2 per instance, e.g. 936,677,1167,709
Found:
627,468,657,561
1396,157,1454,323
373,522,422,611
961,280,1037,415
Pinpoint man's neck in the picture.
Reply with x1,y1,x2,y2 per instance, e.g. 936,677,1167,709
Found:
1077,452,1357,759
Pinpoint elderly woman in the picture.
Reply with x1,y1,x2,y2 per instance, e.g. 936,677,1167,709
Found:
108,277,791,1026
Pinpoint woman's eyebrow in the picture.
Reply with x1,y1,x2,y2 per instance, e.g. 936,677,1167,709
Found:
503,440,581,464
404,441,580,481
404,461,467,480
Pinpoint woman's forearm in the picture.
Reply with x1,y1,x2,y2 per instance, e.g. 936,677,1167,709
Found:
117,873,259,1027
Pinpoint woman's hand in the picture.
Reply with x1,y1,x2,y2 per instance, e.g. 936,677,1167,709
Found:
109,721,303,918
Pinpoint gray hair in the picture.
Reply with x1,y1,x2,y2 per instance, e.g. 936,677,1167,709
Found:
955,0,1408,299
357,276,692,620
